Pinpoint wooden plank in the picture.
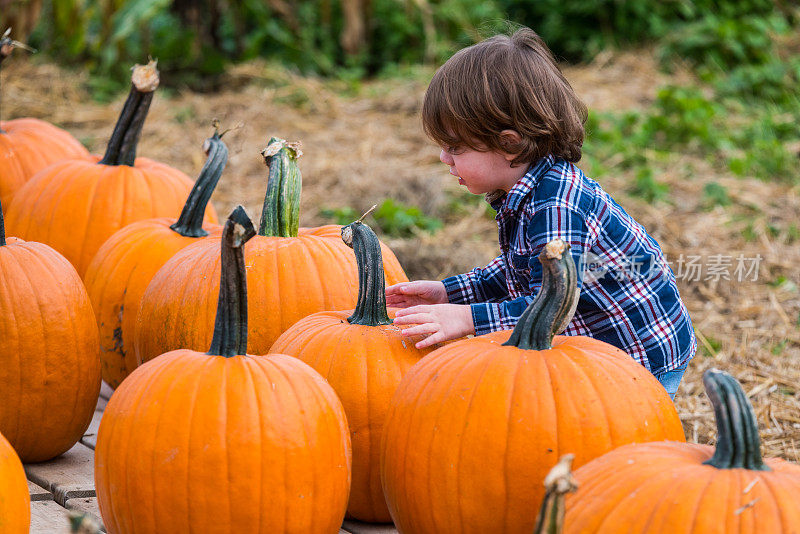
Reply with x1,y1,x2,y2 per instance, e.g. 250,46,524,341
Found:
95,391,108,413
99,381,114,404
341,520,399,533
25,442,96,506
30,500,71,534
65,497,106,532
28,480,53,502
80,409,104,450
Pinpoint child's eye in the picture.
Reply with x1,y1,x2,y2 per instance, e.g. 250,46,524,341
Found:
445,145,464,155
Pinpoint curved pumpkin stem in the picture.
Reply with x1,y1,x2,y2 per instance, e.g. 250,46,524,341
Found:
258,137,302,237
702,369,770,471
99,60,159,167
533,454,578,534
207,206,256,358
170,124,228,237
503,239,579,350
342,216,392,326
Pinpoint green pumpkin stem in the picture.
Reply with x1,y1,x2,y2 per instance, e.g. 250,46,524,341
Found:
207,206,256,358
0,29,35,132
258,137,302,237
702,369,771,471
533,454,578,534
342,215,392,326
170,126,228,237
504,239,580,350
0,197,6,246
98,60,159,167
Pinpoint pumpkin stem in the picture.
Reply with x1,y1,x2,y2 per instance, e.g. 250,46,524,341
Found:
98,60,159,167
170,124,228,237
533,454,578,534
342,217,392,326
0,29,35,132
702,369,771,471
503,239,580,350
258,137,302,237
0,197,6,246
207,206,256,358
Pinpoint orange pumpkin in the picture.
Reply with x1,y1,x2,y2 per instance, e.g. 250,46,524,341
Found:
0,33,90,206
564,369,800,533
4,60,217,277
134,138,407,365
84,127,227,388
380,239,686,534
0,197,100,462
0,430,29,533
271,219,438,522
95,207,352,534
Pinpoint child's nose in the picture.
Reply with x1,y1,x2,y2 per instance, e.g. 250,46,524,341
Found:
440,149,454,165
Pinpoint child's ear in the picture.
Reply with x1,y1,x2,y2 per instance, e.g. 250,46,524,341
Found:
499,129,522,161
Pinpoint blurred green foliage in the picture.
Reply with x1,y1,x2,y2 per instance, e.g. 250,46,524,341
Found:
15,0,800,206
320,199,443,237
27,0,797,88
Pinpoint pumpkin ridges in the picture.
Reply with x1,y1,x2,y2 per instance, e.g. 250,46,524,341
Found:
0,240,100,461
5,154,218,277
565,442,800,532
23,245,90,433
381,336,684,533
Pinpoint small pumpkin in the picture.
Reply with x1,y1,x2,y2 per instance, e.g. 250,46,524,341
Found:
4,60,217,277
84,125,226,388
380,239,685,534
134,138,407,365
0,430,29,533
271,216,438,522
95,207,352,534
0,32,90,207
0,196,100,462
564,369,800,533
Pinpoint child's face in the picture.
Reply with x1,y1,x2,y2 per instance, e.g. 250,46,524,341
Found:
439,143,527,195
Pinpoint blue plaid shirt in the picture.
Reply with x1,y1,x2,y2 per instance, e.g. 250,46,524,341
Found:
442,155,696,376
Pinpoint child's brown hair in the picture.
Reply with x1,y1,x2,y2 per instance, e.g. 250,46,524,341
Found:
422,27,587,166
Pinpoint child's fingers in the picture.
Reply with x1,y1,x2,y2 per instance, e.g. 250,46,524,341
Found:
416,331,446,349
394,313,435,328
386,294,416,307
385,283,406,295
397,322,439,336
394,305,427,317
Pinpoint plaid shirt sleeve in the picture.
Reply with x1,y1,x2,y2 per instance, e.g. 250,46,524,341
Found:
469,203,595,335
441,254,510,304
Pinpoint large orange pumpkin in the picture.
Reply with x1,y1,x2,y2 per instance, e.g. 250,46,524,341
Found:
95,207,352,534
380,239,686,534
4,60,217,277
134,138,407,365
271,219,438,522
564,369,800,533
84,127,227,389
0,430,29,533
0,197,100,463
0,33,90,206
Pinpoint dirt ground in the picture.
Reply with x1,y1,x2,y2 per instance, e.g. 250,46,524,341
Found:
3,50,799,461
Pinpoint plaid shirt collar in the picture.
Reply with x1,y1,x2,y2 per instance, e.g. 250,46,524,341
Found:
485,154,556,213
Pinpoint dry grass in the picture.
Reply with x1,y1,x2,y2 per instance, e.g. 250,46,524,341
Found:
3,50,798,461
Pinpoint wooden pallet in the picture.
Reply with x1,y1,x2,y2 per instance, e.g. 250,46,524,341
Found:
23,382,398,534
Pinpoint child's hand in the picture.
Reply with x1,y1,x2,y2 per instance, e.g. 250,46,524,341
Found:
393,304,475,349
386,280,448,308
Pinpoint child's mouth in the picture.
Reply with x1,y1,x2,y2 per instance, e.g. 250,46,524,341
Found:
458,178,465,185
